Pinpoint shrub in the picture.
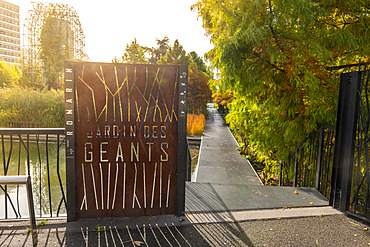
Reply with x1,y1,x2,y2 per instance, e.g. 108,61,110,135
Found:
187,114,205,136
0,86,64,127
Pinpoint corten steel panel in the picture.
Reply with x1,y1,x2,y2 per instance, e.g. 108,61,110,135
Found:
70,62,182,218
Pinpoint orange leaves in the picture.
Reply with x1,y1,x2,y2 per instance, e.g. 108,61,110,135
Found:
212,90,234,106
187,114,205,136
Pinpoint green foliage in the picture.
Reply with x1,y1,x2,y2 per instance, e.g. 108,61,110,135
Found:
0,86,64,127
95,225,106,232
158,39,191,65
37,219,47,227
189,51,213,78
193,0,370,164
113,38,147,64
0,61,20,87
40,15,73,90
148,36,170,64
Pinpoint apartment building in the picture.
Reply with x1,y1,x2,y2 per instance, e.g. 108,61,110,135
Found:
0,0,19,64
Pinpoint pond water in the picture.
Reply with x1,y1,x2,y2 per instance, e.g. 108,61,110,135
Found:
0,138,66,218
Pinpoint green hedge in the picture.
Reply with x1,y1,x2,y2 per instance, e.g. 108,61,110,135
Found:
0,86,64,127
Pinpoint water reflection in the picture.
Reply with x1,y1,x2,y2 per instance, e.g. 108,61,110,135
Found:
0,136,66,218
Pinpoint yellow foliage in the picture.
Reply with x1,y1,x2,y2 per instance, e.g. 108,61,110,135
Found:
187,114,205,136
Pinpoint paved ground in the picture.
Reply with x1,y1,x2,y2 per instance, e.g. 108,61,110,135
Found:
190,104,328,211
193,105,261,185
0,212,369,246
185,183,329,212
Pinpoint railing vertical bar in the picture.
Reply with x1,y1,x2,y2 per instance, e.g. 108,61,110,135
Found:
324,129,334,197
56,134,61,217
354,110,361,214
5,135,13,175
300,147,304,187
46,134,52,217
362,72,370,218
36,134,42,217
293,151,298,187
315,127,324,190
59,136,67,210
279,162,283,186
355,75,365,214
26,134,30,177
310,136,316,186
310,137,314,187
17,138,21,217
5,135,16,217
2,134,7,219
325,129,333,195
56,134,67,216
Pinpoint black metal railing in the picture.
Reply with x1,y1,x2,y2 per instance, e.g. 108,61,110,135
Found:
279,125,336,199
349,68,370,219
0,127,198,219
331,68,370,222
0,128,66,219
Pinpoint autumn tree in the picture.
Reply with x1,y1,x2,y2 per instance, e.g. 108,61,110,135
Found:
188,63,212,114
158,40,212,114
212,90,234,114
0,61,20,88
192,0,370,159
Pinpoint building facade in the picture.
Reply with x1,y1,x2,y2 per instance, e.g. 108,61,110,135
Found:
0,0,19,64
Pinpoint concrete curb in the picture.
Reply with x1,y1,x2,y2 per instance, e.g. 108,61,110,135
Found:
184,206,343,225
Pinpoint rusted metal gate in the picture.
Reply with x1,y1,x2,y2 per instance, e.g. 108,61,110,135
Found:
64,62,188,221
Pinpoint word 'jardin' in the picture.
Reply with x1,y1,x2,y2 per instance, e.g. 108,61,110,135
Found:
83,124,169,163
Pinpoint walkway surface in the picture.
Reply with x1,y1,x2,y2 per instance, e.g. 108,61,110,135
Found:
187,104,329,212
1,211,370,246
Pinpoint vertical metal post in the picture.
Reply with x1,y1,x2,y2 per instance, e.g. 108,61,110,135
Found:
331,72,360,210
176,65,188,216
186,144,192,181
64,61,76,221
278,162,283,186
293,152,298,187
315,126,325,190
26,176,38,246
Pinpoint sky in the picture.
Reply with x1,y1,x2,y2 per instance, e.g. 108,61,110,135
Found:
10,0,213,63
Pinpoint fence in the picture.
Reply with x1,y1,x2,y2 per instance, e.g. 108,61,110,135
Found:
280,67,370,223
332,68,370,222
279,125,336,199
0,128,66,219
0,128,195,220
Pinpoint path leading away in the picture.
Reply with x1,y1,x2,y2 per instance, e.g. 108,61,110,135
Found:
193,104,262,185
185,103,329,212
